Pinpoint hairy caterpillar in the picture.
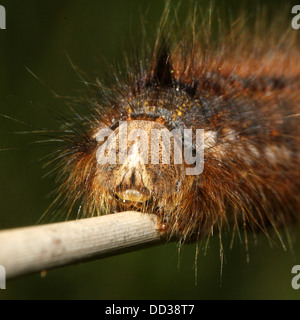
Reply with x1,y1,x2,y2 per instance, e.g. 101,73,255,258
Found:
25,1,300,256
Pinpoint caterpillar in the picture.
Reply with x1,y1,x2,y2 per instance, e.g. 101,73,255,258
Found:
35,1,300,253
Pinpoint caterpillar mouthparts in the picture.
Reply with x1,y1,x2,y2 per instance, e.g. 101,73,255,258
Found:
47,3,300,246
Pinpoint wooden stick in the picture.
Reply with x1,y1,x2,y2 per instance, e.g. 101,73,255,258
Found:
0,211,164,279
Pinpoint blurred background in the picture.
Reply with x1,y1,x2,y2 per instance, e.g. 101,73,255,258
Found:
0,0,300,299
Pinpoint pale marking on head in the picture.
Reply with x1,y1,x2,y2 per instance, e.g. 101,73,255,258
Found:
127,142,144,167
224,129,237,141
248,145,260,158
204,130,217,149
265,145,292,164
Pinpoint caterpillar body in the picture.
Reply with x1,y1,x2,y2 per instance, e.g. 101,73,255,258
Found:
46,3,300,248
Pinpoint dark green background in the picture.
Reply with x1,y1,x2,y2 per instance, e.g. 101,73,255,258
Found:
0,0,300,300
